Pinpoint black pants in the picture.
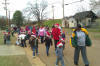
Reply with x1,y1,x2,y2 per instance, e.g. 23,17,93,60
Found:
54,40,59,50
40,36,44,43
21,39,27,47
4,39,6,44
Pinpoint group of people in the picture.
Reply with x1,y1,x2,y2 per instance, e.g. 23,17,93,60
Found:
3,23,92,66
15,24,66,66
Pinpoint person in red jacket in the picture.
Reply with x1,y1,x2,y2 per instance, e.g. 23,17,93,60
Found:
51,24,61,50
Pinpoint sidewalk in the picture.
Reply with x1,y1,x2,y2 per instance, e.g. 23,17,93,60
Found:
24,47,46,66
15,34,46,66
0,45,25,56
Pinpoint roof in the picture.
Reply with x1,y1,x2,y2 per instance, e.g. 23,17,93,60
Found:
74,11,97,21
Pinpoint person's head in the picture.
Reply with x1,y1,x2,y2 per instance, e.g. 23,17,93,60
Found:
60,38,65,42
57,42,63,48
76,24,81,31
54,23,59,28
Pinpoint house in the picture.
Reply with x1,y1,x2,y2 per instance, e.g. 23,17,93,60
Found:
62,17,69,28
68,17,77,28
62,16,77,28
62,11,97,28
74,11,97,27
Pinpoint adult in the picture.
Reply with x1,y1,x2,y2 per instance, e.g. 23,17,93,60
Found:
70,24,92,66
38,26,46,43
51,24,61,50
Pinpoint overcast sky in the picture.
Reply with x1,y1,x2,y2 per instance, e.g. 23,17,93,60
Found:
0,0,91,19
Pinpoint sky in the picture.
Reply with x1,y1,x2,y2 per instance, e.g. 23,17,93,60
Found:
0,0,91,19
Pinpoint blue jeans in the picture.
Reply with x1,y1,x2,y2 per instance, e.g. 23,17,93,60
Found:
33,47,38,56
6,40,10,45
46,46,50,56
56,57,65,66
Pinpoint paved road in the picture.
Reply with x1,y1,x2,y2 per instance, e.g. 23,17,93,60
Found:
0,45,25,56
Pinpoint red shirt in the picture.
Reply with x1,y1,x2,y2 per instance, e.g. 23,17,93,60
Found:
51,28,61,40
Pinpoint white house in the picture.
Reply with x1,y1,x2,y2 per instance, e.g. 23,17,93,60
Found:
62,17,77,28
68,17,77,28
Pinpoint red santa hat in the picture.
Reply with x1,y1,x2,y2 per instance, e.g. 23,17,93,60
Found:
56,41,63,48
60,38,65,42
55,23,59,27
31,34,36,38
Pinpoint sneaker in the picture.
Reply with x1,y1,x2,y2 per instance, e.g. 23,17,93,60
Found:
85,64,89,66
55,64,58,66
36,53,40,55
74,62,78,66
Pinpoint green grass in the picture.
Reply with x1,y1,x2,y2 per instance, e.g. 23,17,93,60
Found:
0,55,31,66
87,29,100,32
44,19,62,27
0,31,5,45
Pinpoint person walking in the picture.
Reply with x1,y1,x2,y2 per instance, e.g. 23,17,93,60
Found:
51,24,61,50
3,32,7,44
30,35,38,58
70,24,92,66
44,30,52,56
55,38,65,66
6,32,11,45
19,32,27,47
38,26,45,43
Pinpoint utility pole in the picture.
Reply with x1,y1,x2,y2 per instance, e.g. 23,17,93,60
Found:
2,0,9,27
9,10,10,26
62,0,64,19
52,5,54,22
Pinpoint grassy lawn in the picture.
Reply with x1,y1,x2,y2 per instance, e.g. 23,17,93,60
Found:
44,19,62,27
0,55,31,66
0,31,4,45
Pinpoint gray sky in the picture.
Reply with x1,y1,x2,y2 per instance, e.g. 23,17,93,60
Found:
0,0,91,19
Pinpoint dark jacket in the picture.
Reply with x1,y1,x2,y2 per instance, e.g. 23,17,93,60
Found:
30,38,38,48
44,37,52,47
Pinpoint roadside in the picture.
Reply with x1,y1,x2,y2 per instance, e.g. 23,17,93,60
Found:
15,34,46,66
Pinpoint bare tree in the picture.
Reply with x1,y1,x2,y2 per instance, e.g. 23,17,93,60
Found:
76,4,87,12
90,0,100,10
24,0,48,23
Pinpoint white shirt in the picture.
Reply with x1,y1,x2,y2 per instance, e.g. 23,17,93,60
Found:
19,34,26,40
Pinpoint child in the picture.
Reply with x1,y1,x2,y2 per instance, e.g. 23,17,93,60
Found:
16,36,21,45
6,32,11,45
62,31,66,39
3,32,7,44
30,35,38,58
19,32,26,47
55,38,65,66
44,31,52,56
